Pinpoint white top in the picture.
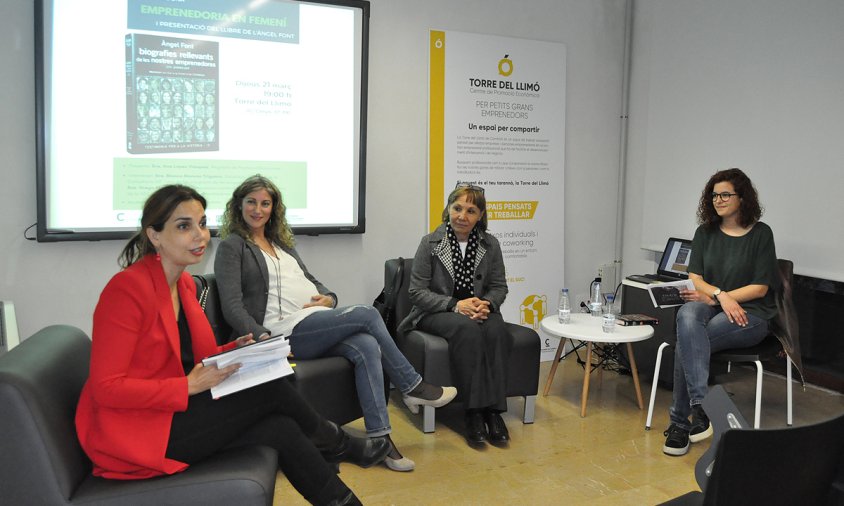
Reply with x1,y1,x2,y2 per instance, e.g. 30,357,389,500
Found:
540,312,654,344
458,240,467,257
261,247,330,337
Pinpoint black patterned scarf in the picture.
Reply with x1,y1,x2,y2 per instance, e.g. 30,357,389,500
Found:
446,223,480,300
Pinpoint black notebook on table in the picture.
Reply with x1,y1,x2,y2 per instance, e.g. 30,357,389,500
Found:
626,237,693,284
617,313,659,326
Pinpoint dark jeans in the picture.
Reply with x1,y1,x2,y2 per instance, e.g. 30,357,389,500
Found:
670,302,769,428
166,377,341,504
416,311,512,411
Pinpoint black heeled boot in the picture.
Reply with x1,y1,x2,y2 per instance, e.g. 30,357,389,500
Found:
312,420,390,468
309,474,363,506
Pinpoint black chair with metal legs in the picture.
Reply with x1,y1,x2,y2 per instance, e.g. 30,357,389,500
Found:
645,336,792,430
645,259,804,430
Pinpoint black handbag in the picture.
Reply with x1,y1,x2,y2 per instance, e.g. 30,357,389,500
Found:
372,258,404,338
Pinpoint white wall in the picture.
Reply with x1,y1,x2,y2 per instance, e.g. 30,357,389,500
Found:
623,0,844,282
0,0,626,339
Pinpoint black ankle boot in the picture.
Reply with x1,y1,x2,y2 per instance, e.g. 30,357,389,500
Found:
321,432,390,468
309,475,362,506
311,420,345,452
330,490,363,506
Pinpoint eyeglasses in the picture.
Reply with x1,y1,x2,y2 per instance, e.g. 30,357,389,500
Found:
455,182,485,193
711,192,738,202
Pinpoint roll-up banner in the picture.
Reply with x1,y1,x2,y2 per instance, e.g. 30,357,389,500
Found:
428,30,566,361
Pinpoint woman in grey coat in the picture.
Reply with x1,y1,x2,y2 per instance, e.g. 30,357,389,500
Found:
398,183,513,447
214,175,456,472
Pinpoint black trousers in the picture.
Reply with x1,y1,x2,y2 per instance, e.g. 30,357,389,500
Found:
417,312,513,411
166,377,341,504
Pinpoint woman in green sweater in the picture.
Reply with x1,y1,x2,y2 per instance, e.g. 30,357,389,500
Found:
663,168,778,457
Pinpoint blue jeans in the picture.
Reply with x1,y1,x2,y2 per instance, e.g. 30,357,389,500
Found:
288,305,422,436
670,302,769,429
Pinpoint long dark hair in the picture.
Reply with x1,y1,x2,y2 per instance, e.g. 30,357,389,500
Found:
441,185,488,232
696,168,763,229
119,185,207,268
219,175,294,248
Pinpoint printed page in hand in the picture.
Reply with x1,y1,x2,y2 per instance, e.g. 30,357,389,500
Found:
646,279,696,308
202,336,293,398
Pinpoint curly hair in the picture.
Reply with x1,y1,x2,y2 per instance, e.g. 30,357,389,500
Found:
696,168,763,229
219,175,294,248
119,185,206,268
441,184,488,231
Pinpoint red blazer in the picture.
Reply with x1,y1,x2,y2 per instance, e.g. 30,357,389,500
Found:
75,255,235,479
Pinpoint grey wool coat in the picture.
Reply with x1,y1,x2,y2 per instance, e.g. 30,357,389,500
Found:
397,223,508,335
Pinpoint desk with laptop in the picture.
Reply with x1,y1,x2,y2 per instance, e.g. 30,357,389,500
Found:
626,237,693,285
620,237,693,388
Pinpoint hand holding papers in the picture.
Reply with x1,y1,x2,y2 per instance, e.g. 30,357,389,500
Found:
202,336,293,399
646,279,696,308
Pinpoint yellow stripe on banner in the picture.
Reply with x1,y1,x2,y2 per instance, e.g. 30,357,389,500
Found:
429,30,446,232
486,201,540,220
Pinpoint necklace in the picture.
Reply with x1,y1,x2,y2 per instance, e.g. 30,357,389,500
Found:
266,247,284,318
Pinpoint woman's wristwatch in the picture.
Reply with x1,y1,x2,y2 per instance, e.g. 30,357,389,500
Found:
712,288,722,301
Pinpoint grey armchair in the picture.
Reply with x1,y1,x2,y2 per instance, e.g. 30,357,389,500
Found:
388,257,540,433
0,325,278,506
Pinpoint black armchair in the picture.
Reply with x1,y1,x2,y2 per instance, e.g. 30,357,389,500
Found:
388,257,540,433
0,325,277,505
661,386,844,506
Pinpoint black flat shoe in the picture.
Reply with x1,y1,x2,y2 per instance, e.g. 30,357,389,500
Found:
322,433,391,468
485,411,510,446
464,411,488,445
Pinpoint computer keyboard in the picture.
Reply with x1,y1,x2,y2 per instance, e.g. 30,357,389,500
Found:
625,274,659,284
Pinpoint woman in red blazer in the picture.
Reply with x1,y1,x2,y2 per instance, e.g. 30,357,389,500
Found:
75,185,387,505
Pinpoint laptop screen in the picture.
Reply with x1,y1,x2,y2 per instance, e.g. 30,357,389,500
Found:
657,238,693,279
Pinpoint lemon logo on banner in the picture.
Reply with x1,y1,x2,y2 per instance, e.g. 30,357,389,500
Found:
486,201,538,220
498,54,513,76
519,294,547,330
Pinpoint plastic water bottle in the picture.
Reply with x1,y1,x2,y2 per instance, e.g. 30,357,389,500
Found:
602,294,616,333
589,277,603,316
558,288,571,324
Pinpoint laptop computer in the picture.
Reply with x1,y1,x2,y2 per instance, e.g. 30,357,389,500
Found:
626,237,693,284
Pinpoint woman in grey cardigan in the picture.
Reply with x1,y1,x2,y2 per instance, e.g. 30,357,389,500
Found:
214,175,456,472
398,183,513,447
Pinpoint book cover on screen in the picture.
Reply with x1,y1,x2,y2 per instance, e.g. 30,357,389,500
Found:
126,33,219,154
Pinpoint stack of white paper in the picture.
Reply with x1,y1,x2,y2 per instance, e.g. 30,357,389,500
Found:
202,336,294,399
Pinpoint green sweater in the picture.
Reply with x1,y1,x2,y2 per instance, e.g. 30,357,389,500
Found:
688,221,778,320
